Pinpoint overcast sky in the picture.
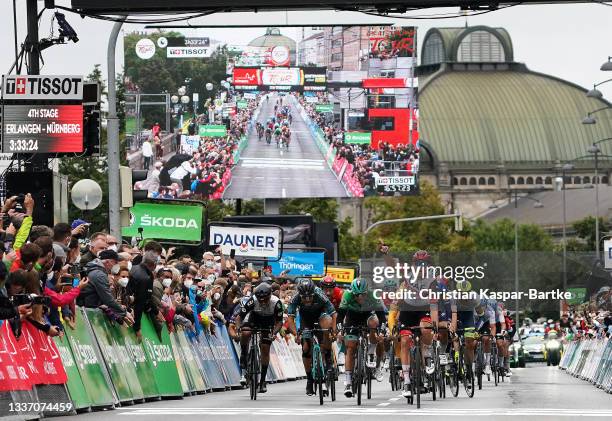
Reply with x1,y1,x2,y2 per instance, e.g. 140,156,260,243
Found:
2,1,612,99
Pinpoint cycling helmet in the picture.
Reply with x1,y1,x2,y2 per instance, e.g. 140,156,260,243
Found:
254,283,272,300
297,278,316,296
412,250,431,264
350,278,368,295
320,275,336,289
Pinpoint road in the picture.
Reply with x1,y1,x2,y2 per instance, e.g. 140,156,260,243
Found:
223,94,348,199
62,365,611,420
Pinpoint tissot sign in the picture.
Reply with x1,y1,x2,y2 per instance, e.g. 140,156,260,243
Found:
2,75,83,100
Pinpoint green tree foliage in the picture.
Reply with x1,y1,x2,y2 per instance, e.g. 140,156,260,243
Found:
280,199,338,223
572,216,610,251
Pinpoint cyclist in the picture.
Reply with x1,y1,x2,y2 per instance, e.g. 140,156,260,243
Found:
287,278,337,396
231,283,283,394
499,302,513,377
453,279,480,380
474,298,505,377
288,112,293,125
320,275,344,310
274,125,282,147
391,249,439,398
433,277,457,362
337,278,387,398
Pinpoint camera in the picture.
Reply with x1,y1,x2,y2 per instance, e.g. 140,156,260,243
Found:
10,293,32,306
14,194,26,214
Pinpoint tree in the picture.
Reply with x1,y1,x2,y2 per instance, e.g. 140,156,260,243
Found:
280,198,338,223
59,65,110,232
572,216,610,251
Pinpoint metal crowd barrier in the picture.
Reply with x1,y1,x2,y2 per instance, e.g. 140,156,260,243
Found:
559,338,612,393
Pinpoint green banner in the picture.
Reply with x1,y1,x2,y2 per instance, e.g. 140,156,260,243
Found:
119,323,159,399
121,202,203,242
54,335,91,410
169,332,192,394
345,131,372,145
237,100,248,110
175,330,208,392
315,104,333,113
140,316,183,397
64,308,116,408
567,287,587,305
85,309,140,402
198,124,227,137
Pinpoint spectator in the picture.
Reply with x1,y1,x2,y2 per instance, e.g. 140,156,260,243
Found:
106,234,119,252
129,250,162,341
142,138,153,170
77,249,129,323
80,232,108,267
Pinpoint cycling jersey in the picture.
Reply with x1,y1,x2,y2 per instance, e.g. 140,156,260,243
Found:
287,287,336,318
474,299,503,330
338,290,386,336
398,276,438,312
434,281,456,322
240,295,284,327
324,287,344,310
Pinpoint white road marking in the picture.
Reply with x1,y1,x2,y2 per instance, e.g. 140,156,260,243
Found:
389,397,401,401
377,402,391,407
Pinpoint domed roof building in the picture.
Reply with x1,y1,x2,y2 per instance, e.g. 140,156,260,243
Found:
248,27,297,66
415,26,612,218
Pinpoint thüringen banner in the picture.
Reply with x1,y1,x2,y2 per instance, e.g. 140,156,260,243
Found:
269,251,325,276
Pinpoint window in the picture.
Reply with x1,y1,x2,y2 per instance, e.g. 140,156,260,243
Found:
509,177,515,185
452,177,459,186
478,177,486,185
488,177,496,185
460,177,467,186
583,176,591,184
331,53,342,63
457,30,505,63
574,176,581,184
469,177,477,185
545,176,552,185
535,177,543,185
423,32,444,65
517,177,525,185
602,176,609,184
369,117,394,131
526,177,534,185
332,39,343,49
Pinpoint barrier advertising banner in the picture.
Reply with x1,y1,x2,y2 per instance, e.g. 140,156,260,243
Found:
198,125,227,137
63,308,116,408
0,321,32,391
209,224,281,258
269,251,325,276
140,316,183,397
122,202,203,242
53,336,90,409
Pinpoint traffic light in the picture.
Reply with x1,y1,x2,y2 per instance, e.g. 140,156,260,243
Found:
119,166,148,208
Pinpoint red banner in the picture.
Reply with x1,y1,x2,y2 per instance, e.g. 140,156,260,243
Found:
233,68,260,86
0,319,67,391
362,78,407,89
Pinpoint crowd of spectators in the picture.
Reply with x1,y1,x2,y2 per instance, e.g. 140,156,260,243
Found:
298,94,420,196
0,196,304,343
135,96,260,200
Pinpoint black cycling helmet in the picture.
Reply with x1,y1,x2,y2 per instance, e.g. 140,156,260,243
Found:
254,283,272,300
297,278,316,296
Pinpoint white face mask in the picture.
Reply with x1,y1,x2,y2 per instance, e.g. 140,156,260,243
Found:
46,271,55,281
118,277,129,287
204,260,214,268
111,264,120,275
184,280,194,288
207,274,216,284
107,245,118,252
127,261,132,271
213,292,221,301
162,278,172,288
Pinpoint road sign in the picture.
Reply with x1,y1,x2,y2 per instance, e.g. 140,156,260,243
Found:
198,125,227,137
345,132,371,144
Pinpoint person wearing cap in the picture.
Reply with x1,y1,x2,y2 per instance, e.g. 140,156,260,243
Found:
77,249,128,323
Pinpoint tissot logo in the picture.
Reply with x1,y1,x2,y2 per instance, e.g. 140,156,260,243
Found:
2,75,83,100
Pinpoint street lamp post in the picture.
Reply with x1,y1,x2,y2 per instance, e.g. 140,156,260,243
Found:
510,190,544,329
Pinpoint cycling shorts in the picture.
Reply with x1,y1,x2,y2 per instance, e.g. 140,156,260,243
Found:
398,311,431,336
242,312,276,343
477,321,491,336
300,311,332,331
343,310,378,339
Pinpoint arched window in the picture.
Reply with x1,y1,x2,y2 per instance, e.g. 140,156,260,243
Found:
535,177,543,185
478,177,486,185
460,177,467,186
517,177,525,185
423,32,445,65
582,176,591,184
526,177,534,185
602,175,609,185
452,177,459,186
469,177,477,185
457,30,505,62
544,176,552,185
574,176,581,184
487,177,496,185
509,177,515,185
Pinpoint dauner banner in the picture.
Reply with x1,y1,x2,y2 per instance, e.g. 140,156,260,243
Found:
209,224,281,258
122,202,203,242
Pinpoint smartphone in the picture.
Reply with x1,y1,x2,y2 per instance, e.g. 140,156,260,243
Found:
230,249,236,259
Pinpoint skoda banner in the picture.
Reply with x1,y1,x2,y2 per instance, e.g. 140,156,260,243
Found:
269,251,325,276
209,224,281,259
122,202,203,242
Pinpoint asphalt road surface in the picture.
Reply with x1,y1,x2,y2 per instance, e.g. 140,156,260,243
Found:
62,365,611,421
223,94,348,199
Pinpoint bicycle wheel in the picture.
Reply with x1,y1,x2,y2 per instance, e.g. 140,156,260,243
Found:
476,343,483,390
328,369,336,402
367,367,372,400
460,347,475,398
491,345,498,386
249,346,258,400
438,362,446,399
415,345,421,409
356,340,364,406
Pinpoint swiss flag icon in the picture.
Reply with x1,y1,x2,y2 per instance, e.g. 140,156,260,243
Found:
15,77,26,94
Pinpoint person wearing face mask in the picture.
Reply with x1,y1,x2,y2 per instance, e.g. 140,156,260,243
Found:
77,250,129,324
129,250,163,341
151,268,172,327
106,235,119,252
111,265,133,311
